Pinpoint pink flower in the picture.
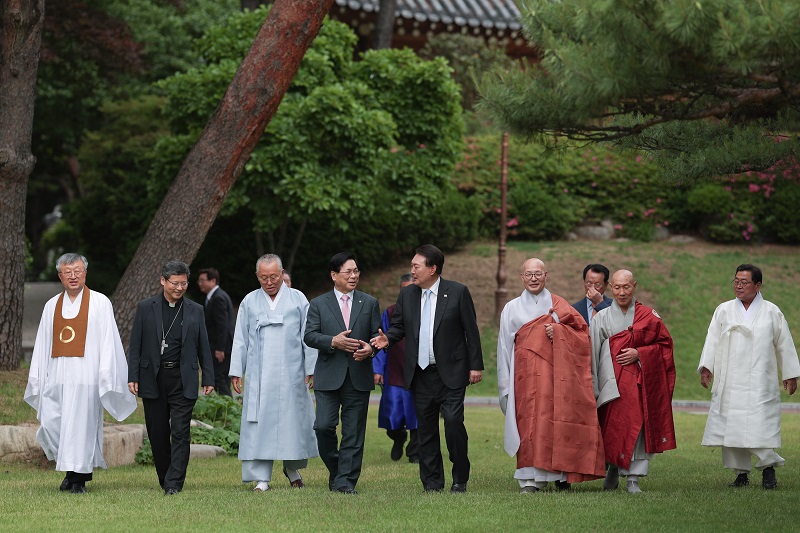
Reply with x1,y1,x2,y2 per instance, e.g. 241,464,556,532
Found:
656,198,662,204
748,183,760,193
507,217,519,228
743,231,751,241
627,212,633,217
614,224,623,230
663,221,669,226
633,178,639,183
591,182,597,188
563,188,569,193
729,213,735,219
419,144,426,149
725,186,732,191
390,147,399,153
635,156,643,162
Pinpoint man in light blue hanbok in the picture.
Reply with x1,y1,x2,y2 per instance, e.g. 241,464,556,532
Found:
230,254,318,492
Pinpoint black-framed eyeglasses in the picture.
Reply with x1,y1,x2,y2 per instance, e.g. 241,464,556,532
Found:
732,279,753,288
522,271,545,281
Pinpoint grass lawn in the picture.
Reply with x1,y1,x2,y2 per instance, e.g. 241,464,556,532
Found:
2,409,800,532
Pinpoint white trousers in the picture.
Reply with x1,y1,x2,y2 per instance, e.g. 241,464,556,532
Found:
721,447,784,473
242,459,308,483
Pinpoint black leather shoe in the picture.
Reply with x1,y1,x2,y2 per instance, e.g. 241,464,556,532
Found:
69,483,86,494
164,488,180,496
335,487,357,495
729,473,749,487
60,477,71,491
555,480,572,491
408,456,419,464
423,486,443,493
762,467,777,490
450,483,467,493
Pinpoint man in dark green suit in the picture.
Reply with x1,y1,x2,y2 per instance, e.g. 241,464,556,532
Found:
304,252,381,494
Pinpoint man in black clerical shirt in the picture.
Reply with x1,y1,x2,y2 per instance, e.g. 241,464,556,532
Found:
128,260,215,495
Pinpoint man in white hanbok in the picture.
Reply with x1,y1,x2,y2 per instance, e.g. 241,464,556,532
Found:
230,254,318,492
699,264,800,489
24,253,137,494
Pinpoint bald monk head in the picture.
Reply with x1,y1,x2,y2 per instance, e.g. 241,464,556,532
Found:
610,270,637,313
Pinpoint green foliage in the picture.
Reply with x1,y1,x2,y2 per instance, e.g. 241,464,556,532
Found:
766,180,800,243
418,34,516,112
105,0,240,82
190,426,240,455
134,438,153,465
453,132,675,241
192,393,242,434
479,0,800,182
155,8,466,273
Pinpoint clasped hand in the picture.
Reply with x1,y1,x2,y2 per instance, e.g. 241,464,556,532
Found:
332,330,372,361
615,348,639,366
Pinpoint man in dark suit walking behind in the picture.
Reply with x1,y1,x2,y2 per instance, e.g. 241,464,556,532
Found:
572,263,613,327
128,260,215,495
197,268,235,396
372,244,483,493
304,252,380,494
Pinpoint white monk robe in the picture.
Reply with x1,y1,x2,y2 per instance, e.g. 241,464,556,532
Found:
230,282,319,483
24,290,137,473
497,288,563,487
591,298,654,477
698,292,800,472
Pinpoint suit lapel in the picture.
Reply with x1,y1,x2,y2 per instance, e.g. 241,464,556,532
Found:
181,300,190,350
349,290,365,329
324,291,347,330
152,295,163,347
432,279,448,335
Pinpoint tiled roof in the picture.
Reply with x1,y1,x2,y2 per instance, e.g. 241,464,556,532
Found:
334,0,522,31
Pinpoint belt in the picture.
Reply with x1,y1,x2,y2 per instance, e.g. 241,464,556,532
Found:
161,361,180,368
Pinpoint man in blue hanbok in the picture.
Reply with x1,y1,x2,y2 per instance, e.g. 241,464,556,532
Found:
373,273,419,463
230,254,318,492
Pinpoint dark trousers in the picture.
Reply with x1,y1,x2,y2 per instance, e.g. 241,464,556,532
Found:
213,353,232,397
64,471,92,483
411,365,470,490
142,366,196,491
387,429,419,459
314,370,370,491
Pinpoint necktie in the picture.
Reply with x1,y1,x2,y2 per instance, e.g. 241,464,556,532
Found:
341,294,350,328
418,289,431,369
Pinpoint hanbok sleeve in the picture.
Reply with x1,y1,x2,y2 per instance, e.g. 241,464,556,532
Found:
97,297,138,421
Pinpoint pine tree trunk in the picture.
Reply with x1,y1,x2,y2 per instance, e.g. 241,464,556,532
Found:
0,1,44,370
111,0,335,347
373,0,397,50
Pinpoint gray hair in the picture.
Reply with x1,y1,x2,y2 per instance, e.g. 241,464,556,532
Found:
255,254,283,272
56,253,88,273
161,260,190,279
400,272,413,283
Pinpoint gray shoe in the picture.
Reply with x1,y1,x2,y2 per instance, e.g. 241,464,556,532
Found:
604,465,619,491
519,486,539,494
627,480,642,494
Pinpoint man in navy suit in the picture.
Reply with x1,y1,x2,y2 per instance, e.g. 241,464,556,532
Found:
304,252,381,494
128,260,215,495
572,263,613,327
372,244,483,493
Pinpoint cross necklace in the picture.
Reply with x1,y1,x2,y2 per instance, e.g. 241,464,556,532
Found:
161,301,184,355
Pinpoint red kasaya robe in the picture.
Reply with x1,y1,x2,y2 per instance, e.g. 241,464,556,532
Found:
513,294,605,483
598,303,677,469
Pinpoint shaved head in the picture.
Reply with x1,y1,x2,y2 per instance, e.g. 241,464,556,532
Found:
520,258,547,295
610,269,637,312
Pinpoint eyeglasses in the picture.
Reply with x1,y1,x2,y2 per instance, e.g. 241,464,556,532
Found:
166,280,189,288
338,269,360,277
60,269,86,279
258,275,282,283
521,271,546,281
732,279,753,288
584,281,605,289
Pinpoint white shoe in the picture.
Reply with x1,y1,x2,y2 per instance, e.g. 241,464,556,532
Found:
253,481,270,492
627,480,642,494
604,465,619,491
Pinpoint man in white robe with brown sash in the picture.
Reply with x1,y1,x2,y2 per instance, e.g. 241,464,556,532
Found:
25,253,137,493
699,264,800,489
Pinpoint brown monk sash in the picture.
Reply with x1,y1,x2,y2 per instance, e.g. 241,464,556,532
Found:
52,286,90,357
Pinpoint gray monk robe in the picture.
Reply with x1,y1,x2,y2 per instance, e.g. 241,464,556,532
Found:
230,283,318,481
